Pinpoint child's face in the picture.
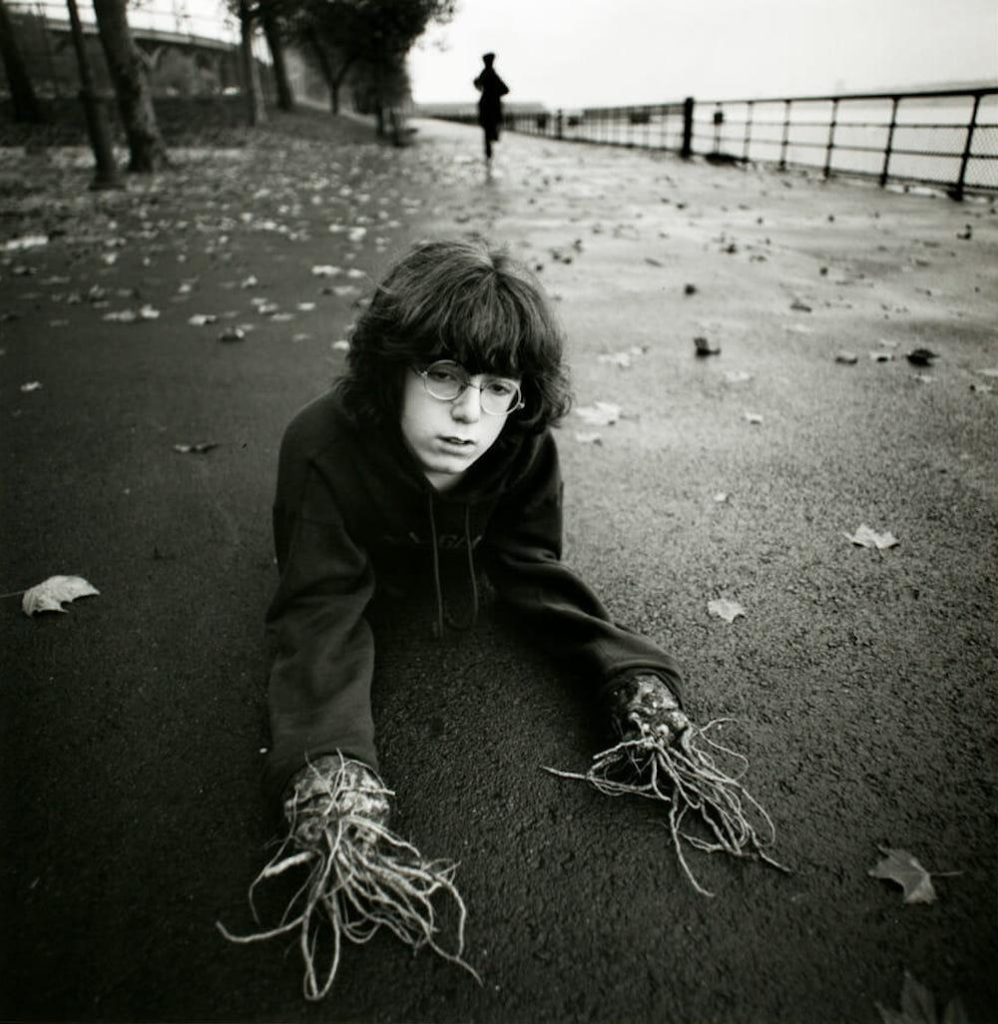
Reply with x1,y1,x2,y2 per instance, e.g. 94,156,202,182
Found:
400,362,520,487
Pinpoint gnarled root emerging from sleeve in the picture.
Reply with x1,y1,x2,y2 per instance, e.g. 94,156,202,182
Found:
217,757,479,1000
545,676,790,897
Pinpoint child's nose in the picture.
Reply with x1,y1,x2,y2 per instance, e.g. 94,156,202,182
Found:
451,385,482,422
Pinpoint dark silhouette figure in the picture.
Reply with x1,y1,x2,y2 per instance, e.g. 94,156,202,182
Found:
473,52,509,162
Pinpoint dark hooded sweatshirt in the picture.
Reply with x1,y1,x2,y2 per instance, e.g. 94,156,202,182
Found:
264,388,684,803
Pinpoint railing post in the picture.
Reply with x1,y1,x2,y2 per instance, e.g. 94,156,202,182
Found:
953,92,981,201
556,108,563,140
823,97,838,178
712,105,724,155
743,100,754,162
880,96,899,187
681,96,694,158
779,99,791,170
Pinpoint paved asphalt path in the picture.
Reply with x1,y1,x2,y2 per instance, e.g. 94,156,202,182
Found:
1,109,996,1024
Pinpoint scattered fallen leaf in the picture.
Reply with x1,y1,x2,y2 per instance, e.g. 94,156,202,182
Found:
835,351,859,364
188,314,218,326
332,339,350,351
914,374,933,384
3,234,48,252
102,304,159,323
218,327,246,342
684,283,698,295
713,492,730,503
906,348,937,366
22,575,99,617
20,381,42,392
574,432,603,445
876,971,968,1024
871,351,895,362
790,298,812,312
744,412,764,424
240,275,259,289
707,598,746,623
598,352,633,368
597,347,646,367
724,370,753,383
694,336,720,356
976,368,998,378
173,442,220,454
868,846,937,904
576,401,621,427
845,524,899,550
970,383,993,394
311,265,342,277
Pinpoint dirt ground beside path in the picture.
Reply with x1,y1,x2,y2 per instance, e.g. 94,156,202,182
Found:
1,107,996,1024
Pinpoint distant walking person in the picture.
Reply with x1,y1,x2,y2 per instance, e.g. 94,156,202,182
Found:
474,52,509,162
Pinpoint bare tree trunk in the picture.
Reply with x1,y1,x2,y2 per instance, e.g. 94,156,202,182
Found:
92,0,168,172
306,31,337,114
0,0,43,122
238,0,267,126
260,3,293,112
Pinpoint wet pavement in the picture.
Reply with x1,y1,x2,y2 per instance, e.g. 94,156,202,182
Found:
1,109,996,1024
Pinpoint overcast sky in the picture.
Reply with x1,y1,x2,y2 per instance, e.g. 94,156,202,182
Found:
408,0,998,107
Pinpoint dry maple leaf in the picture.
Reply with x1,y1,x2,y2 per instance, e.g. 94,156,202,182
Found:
845,524,899,550
22,575,100,617
707,598,746,623
868,846,937,904
876,971,968,1024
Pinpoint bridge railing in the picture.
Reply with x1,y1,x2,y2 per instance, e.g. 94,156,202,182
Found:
448,88,998,200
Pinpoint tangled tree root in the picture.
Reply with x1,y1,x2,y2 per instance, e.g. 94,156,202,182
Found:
218,760,479,1001
545,719,790,896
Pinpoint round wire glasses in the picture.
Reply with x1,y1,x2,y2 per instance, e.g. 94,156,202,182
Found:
415,360,524,416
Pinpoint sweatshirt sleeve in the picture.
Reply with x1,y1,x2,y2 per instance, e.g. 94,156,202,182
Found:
264,465,378,805
482,432,685,705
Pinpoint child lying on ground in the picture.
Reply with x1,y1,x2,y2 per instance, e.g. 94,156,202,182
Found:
220,238,783,999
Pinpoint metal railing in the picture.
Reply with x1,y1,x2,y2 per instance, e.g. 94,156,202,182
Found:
445,87,998,200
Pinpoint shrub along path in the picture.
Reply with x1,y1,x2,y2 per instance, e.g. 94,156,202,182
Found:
1,104,996,1024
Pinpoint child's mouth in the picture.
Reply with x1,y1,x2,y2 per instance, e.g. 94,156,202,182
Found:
439,436,476,451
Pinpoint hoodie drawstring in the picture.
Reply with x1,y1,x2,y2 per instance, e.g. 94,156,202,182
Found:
427,493,446,639
426,495,480,637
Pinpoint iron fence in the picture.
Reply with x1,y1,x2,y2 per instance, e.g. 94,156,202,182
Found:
448,87,998,200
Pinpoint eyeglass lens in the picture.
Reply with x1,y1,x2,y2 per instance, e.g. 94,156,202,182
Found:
423,362,521,414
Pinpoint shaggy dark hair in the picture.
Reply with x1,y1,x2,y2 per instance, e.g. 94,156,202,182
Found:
336,238,572,435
